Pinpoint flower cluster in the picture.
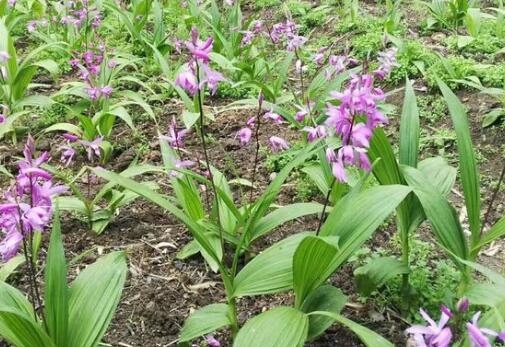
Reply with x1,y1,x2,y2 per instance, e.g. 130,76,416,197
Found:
175,27,224,96
70,48,115,101
269,20,307,51
374,47,399,80
0,136,67,261
324,70,388,182
60,0,102,29
58,132,103,166
241,20,263,47
407,300,505,347
0,104,8,125
236,95,290,153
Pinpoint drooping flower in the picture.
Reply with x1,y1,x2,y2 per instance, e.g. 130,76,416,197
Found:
86,87,101,101
263,110,284,124
160,117,189,149
374,47,400,79
186,27,213,63
0,51,9,64
206,335,221,347
456,298,469,313
100,86,113,98
406,308,453,347
175,69,199,96
60,146,76,167
303,126,326,142
269,136,289,152
27,21,37,32
201,64,225,95
467,312,499,347
169,158,196,178
79,136,103,161
237,127,252,145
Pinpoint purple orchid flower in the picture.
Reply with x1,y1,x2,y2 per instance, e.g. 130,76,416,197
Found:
406,308,453,347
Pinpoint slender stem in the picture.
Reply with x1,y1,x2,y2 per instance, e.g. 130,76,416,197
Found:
316,177,336,235
481,161,505,237
249,101,263,203
22,240,39,321
195,62,224,251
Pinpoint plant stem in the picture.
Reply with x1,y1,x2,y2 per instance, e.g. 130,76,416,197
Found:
22,240,39,320
316,177,336,236
480,161,505,237
195,62,224,251
249,99,263,203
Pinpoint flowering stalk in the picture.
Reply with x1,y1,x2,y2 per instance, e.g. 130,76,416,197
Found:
249,93,264,203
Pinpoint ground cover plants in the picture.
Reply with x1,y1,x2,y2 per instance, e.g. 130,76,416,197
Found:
1,0,505,346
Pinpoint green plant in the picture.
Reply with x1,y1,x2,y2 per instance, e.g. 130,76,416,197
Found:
0,210,128,347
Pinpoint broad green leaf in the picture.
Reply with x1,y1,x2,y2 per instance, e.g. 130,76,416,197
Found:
44,208,68,346
233,233,309,298
0,255,25,282
0,308,55,347
179,303,230,342
234,307,308,347
399,78,420,168
418,157,456,197
251,203,324,241
402,166,468,263
320,185,411,274
44,123,83,136
67,252,127,347
301,285,346,340
438,79,480,246
354,257,409,296
308,311,393,347
293,236,338,307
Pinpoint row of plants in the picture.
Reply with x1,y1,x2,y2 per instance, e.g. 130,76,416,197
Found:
0,0,504,346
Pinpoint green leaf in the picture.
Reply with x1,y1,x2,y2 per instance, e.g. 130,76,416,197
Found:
234,307,308,347
251,203,324,241
308,311,393,347
482,109,504,127
354,257,409,297
301,285,346,340
402,166,468,263
0,255,25,282
179,303,230,342
474,215,505,250
399,78,420,167
67,251,127,347
293,236,338,307
44,123,83,136
44,208,69,346
319,185,411,273
418,157,456,197
233,233,309,298
438,79,481,247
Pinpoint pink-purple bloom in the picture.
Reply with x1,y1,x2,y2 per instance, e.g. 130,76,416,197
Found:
79,136,103,161
0,136,66,261
466,312,500,347
374,47,399,79
237,127,252,145
175,69,199,96
269,136,289,152
406,308,453,347
263,110,284,124
160,117,189,149
0,51,9,64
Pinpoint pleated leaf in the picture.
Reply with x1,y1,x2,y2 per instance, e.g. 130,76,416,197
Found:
67,251,127,347
308,311,393,347
234,307,308,347
399,78,420,168
233,233,309,297
301,285,347,340
44,208,69,346
293,236,338,307
179,303,230,342
438,79,481,245
402,166,468,263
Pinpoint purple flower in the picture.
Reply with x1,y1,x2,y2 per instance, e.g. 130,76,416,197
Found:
206,335,221,347
303,126,326,142
0,230,22,261
201,64,224,95
69,58,80,68
313,47,327,65
27,21,37,32
60,146,76,166
350,123,373,148
82,51,94,65
263,110,284,124
0,51,9,64
175,69,199,96
237,127,252,145
246,116,256,128
326,148,338,163
0,114,5,125
467,312,498,347
374,47,399,80
456,298,469,313
160,117,189,149
79,136,103,161
331,160,347,182
100,86,113,98
63,132,79,142
406,308,453,347
169,158,195,178
7,0,15,7
107,60,118,68
186,27,213,63
86,87,101,101
269,136,289,152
